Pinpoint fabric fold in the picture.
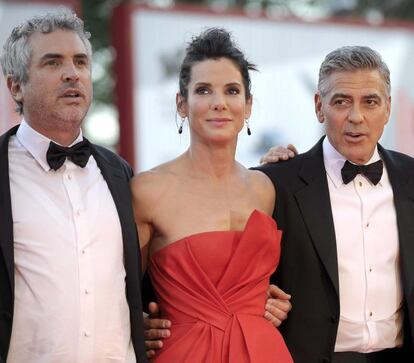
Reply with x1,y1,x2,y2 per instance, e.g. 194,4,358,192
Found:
149,209,292,362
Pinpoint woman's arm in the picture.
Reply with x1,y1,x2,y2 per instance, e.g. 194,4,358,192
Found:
130,172,156,273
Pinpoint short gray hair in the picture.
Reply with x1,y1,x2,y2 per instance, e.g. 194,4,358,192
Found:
0,9,92,114
318,46,390,97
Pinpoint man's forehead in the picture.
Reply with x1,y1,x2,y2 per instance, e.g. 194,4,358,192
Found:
29,29,88,56
324,69,388,97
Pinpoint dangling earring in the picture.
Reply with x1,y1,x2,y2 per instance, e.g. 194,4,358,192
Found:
245,119,251,136
178,117,185,134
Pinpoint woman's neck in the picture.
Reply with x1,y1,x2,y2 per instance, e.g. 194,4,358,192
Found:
184,138,239,179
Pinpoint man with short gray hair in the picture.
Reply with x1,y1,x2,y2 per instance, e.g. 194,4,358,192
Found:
258,45,414,362
0,10,146,363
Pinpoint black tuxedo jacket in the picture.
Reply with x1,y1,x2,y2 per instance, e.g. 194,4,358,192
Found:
0,125,147,363
257,137,414,363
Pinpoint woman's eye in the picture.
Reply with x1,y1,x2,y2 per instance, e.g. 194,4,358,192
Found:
195,87,209,95
228,87,240,95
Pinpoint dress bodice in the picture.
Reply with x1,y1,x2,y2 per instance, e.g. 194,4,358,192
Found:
149,209,292,362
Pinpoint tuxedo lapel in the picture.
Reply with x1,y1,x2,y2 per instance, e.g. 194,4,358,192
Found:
380,146,414,307
91,146,130,214
0,125,19,294
90,145,134,242
294,139,339,296
90,146,141,303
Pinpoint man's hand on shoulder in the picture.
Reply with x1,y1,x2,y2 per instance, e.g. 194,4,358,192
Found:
264,284,292,327
260,144,298,165
144,302,171,359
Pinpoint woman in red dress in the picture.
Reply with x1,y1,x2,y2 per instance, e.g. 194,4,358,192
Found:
131,28,292,363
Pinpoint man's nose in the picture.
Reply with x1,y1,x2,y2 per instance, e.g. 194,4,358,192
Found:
348,104,364,123
61,63,80,82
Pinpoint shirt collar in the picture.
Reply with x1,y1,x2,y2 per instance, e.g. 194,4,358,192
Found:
322,137,382,188
16,119,84,172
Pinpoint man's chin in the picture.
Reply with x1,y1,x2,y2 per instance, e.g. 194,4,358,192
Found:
343,150,373,165
57,109,88,126
46,118,85,138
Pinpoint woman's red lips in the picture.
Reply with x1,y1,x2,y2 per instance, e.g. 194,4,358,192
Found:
207,118,231,122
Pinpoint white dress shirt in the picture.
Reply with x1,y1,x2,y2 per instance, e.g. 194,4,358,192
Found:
7,120,134,363
323,138,403,353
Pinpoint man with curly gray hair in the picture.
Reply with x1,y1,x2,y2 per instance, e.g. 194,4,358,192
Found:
0,10,147,363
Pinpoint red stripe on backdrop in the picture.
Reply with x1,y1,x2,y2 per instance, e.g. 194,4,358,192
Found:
396,89,414,157
112,3,136,168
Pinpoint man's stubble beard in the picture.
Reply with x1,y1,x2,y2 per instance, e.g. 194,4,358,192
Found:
50,105,89,133
25,99,90,140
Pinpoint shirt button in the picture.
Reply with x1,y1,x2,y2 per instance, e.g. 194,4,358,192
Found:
359,181,362,187
84,289,89,295
81,249,86,255
67,174,72,180
369,311,373,317
84,331,90,337
369,267,372,272
366,222,369,228
76,210,81,217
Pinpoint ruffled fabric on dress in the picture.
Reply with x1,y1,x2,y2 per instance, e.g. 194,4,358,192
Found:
149,210,292,363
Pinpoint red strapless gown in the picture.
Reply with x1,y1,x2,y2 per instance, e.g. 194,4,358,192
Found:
149,210,293,362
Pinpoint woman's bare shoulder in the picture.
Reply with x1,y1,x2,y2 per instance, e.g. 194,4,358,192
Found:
247,169,275,190
247,169,276,213
130,160,180,203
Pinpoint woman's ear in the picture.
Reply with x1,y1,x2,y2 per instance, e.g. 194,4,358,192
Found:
176,93,188,118
245,94,253,119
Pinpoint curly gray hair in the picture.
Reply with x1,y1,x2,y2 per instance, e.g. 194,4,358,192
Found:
0,9,92,114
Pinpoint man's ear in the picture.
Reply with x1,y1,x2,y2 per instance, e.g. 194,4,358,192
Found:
176,93,187,118
7,75,24,103
314,93,324,123
385,95,391,123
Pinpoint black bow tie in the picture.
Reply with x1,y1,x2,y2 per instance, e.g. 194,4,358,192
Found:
341,159,383,185
46,139,91,171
